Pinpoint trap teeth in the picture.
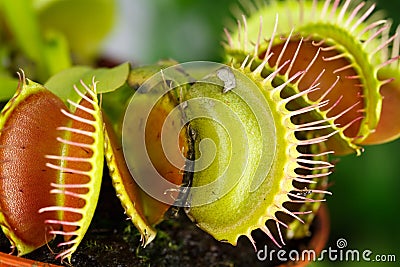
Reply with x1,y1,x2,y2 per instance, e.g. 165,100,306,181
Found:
183,57,332,247
224,0,400,154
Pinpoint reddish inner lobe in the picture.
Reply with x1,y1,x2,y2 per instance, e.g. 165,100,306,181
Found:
0,91,68,248
261,40,365,139
141,102,188,225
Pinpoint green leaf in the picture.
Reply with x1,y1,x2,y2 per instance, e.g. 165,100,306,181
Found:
44,65,92,104
45,62,130,107
42,30,72,76
89,62,130,93
127,60,179,89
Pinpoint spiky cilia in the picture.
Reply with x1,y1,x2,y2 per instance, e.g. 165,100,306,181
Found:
39,79,104,262
184,41,336,248
224,0,400,154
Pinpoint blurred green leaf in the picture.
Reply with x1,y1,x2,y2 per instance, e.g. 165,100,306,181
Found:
42,30,72,76
0,0,45,72
0,0,114,81
35,0,116,63
0,0,72,81
0,0,41,61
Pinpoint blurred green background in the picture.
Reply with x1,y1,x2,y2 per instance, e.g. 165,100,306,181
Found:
102,0,400,266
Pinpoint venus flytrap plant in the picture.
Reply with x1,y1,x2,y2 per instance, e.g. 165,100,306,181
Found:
183,51,335,249
284,139,330,241
0,72,106,262
103,119,157,247
38,80,104,262
100,61,192,245
0,61,337,265
363,25,400,144
214,0,400,255
224,0,400,155
0,63,192,262
0,72,69,255
102,85,190,245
